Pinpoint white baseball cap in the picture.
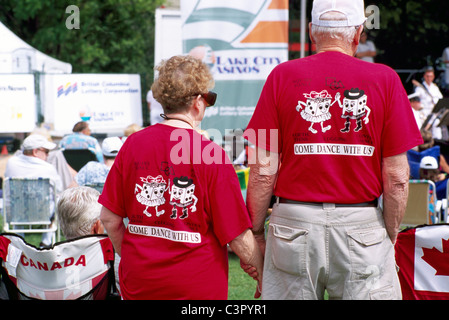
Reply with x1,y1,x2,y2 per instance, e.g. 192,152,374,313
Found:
420,156,438,170
102,137,123,157
22,134,57,151
312,0,367,27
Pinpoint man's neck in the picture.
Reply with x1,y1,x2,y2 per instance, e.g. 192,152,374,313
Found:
315,43,356,57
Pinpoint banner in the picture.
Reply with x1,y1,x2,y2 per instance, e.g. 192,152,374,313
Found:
395,224,449,300
181,0,288,139
41,74,142,134
0,74,36,133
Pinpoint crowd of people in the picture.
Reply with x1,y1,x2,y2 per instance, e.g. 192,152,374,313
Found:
2,0,449,301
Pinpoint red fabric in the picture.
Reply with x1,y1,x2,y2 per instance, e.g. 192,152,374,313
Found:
0,236,16,286
99,124,251,300
99,237,115,265
395,225,449,300
244,51,423,204
0,235,11,261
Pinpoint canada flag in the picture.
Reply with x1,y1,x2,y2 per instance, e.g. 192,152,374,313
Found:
395,224,449,299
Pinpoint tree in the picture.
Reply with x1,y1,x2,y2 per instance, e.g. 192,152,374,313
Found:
0,0,165,123
369,0,449,70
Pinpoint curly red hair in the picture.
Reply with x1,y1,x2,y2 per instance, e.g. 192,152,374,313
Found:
151,55,214,114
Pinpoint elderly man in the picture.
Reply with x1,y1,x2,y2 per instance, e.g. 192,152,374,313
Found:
57,186,104,239
5,134,63,193
243,0,423,300
57,186,120,292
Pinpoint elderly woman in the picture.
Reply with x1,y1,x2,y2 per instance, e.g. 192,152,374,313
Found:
99,55,263,300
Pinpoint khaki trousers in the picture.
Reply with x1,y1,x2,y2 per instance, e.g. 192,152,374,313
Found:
261,201,402,300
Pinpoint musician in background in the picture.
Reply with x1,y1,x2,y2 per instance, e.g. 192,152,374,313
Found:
415,67,443,117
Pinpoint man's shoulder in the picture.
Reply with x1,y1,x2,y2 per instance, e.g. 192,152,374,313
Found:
7,156,59,178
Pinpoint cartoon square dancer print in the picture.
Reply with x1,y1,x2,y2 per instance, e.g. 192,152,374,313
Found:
296,90,340,134
169,176,198,220
135,175,169,217
337,88,371,133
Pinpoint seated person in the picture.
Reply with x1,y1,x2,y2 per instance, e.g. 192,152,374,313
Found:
418,130,449,174
72,137,123,187
4,134,63,247
419,156,448,200
59,121,103,163
57,186,120,292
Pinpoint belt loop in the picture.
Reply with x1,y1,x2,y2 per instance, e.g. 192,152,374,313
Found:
323,203,336,210
276,196,280,204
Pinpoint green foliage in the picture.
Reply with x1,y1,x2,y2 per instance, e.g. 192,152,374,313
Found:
361,0,449,70
0,0,165,125
0,0,165,82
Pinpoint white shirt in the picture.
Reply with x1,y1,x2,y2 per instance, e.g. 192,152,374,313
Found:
412,108,426,130
415,82,443,117
5,154,63,193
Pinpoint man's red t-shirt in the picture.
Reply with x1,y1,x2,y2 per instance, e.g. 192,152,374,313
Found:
99,124,251,299
244,51,423,204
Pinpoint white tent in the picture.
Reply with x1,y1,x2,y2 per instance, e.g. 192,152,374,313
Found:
0,21,72,74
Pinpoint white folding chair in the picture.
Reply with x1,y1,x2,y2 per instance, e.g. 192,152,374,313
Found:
0,233,118,300
2,177,58,244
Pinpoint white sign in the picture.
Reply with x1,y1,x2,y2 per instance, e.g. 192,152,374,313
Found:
42,74,142,133
0,74,36,133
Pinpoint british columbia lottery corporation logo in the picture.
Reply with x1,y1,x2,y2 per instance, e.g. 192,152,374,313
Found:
57,83,78,98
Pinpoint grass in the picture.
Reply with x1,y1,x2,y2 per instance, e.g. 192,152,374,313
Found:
228,253,259,300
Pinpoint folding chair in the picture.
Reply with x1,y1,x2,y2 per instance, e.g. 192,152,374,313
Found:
61,148,98,172
2,177,58,244
402,179,438,227
0,233,118,300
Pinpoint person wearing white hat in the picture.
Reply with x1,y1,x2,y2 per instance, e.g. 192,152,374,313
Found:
72,136,123,187
4,134,63,247
5,134,62,192
243,0,423,300
420,155,438,170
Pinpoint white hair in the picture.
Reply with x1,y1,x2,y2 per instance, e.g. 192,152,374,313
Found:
311,11,359,45
57,186,101,239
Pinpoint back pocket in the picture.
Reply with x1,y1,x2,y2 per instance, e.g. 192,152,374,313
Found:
347,227,390,282
270,224,308,276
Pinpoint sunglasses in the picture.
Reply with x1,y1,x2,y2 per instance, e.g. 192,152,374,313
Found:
37,148,50,155
195,91,217,107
